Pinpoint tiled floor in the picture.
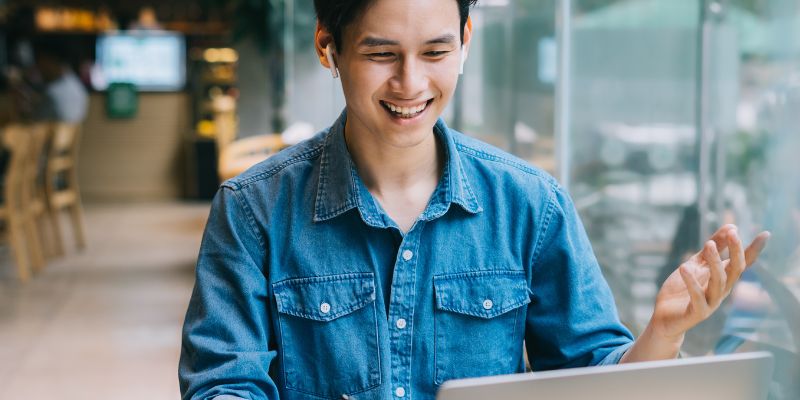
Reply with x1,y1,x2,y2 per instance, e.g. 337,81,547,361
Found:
0,202,211,400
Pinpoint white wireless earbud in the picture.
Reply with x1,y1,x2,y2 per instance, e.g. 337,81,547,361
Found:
326,44,339,79
459,45,467,75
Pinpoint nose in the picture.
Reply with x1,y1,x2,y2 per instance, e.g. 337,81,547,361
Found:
389,56,427,99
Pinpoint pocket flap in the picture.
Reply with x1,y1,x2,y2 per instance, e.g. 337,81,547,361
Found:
433,270,531,319
273,273,376,322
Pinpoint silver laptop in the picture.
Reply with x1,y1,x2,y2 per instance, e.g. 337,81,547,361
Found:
437,352,774,400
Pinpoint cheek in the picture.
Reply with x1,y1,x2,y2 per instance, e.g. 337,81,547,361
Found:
432,70,460,99
342,65,393,101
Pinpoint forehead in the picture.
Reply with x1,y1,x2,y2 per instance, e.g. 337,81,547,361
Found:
345,0,461,43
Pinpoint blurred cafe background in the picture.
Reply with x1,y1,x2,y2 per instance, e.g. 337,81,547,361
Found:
0,0,797,399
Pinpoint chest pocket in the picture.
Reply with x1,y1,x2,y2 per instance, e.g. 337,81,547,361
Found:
433,270,531,385
273,272,381,398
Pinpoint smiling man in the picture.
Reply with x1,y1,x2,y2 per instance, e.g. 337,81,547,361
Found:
178,1,770,399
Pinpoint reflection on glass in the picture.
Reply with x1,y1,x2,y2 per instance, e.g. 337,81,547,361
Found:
449,1,558,173
560,0,799,398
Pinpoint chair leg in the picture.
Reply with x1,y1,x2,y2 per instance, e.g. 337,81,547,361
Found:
8,219,31,282
41,212,60,259
24,213,47,273
69,203,87,250
48,208,66,256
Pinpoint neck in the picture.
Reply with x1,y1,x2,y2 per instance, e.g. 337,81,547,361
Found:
344,120,443,199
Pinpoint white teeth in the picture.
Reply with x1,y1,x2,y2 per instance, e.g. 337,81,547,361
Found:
383,101,428,118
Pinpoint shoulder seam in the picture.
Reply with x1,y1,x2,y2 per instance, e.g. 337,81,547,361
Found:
454,142,554,182
530,181,560,266
228,187,267,264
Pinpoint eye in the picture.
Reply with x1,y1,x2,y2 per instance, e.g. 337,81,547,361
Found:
367,52,395,60
425,51,450,57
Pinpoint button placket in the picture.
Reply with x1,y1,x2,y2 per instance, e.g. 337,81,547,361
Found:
388,228,421,400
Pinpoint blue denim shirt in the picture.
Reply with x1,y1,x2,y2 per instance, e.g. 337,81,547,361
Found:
179,111,634,400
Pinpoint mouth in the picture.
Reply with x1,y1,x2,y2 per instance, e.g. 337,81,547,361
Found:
380,99,433,120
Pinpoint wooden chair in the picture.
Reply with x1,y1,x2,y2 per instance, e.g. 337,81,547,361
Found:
44,122,87,255
22,123,51,272
0,125,33,281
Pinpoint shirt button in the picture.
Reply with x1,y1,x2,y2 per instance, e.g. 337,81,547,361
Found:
402,250,414,261
395,387,406,398
320,302,331,314
396,318,407,329
483,299,493,310
341,395,350,400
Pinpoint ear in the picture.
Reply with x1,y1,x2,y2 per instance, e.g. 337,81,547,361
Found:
461,16,474,63
315,21,336,70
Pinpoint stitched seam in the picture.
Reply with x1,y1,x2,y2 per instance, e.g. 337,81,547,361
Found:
316,200,358,221
278,303,290,395
273,272,375,287
434,269,525,280
229,188,266,263
437,296,531,318
275,297,374,321
314,140,330,219
530,182,559,265
285,380,382,399
454,142,554,182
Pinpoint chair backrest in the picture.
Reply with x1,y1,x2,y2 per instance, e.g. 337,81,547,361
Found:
22,123,50,203
2,124,31,209
49,122,82,162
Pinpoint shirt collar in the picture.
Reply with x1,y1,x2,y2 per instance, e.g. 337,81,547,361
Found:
313,110,483,226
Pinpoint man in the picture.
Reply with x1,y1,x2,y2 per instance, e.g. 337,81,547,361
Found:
30,41,89,123
179,1,770,399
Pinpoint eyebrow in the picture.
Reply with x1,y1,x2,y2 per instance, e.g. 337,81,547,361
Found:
358,34,458,47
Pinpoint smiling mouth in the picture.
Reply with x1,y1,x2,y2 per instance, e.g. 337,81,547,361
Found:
380,99,433,119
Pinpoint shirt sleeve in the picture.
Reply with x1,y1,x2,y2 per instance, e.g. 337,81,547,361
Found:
525,183,634,371
179,186,280,399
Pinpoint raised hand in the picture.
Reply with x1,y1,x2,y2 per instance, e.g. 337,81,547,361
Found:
649,225,771,342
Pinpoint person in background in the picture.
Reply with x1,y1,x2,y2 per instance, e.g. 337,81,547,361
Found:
28,40,89,123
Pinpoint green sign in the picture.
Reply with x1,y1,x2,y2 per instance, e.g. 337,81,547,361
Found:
106,82,138,119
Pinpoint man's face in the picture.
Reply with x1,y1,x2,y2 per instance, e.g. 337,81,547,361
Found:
333,0,469,149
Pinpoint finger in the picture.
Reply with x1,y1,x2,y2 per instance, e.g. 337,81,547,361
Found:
724,228,747,294
689,224,735,262
744,231,771,267
704,240,726,307
707,224,736,253
680,264,709,319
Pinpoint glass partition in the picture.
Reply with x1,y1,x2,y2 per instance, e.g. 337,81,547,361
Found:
450,1,559,173
558,0,799,398
561,0,704,334
283,0,345,132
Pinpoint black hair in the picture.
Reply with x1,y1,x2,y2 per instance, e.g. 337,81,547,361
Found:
32,37,70,63
314,0,478,52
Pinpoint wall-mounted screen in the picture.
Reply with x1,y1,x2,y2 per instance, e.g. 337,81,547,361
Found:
92,32,185,91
